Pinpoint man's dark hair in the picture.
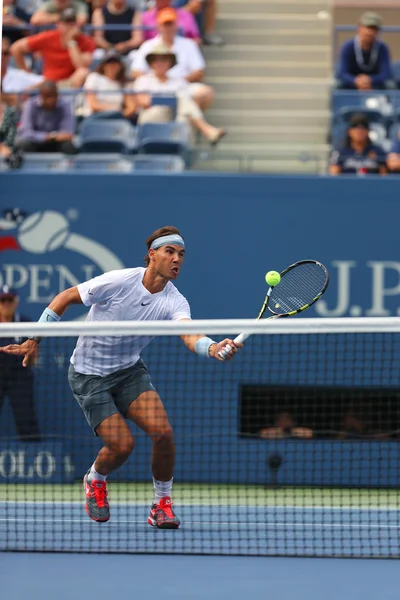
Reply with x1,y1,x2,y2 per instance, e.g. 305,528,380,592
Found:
144,226,183,266
39,80,58,96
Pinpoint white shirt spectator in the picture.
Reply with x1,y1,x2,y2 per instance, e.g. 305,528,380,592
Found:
131,34,205,79
2,67,44,93
133,72,190,96
83,72,124,116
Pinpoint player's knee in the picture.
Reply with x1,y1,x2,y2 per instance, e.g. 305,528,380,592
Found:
152,426,174,447
110,436,134,458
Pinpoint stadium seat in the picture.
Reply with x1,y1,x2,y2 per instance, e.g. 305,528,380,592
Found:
19,153,71,172
389,123,400,143
150,95,178,119
334,106,385,126
332,92,393,118
389,92,400,110
73,154,133,172
392,61,400,88
85,111,128,120
137,123,191,158
332,91,363,114
131,155,185,172
78,119,138,153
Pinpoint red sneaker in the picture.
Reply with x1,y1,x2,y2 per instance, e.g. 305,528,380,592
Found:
147,496,180,529
83,471,110,522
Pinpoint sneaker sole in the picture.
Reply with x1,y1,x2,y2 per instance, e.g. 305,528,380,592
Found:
83,474,110,523
147,516,180,529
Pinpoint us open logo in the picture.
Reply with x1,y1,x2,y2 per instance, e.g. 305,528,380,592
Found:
0,209,125,313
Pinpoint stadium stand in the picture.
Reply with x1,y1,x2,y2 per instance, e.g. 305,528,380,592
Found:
1,0,334,174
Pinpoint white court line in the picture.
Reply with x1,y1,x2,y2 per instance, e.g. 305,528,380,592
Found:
0,501,399,511
0,518,399,529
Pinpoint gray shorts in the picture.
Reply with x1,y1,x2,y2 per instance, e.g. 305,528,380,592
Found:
68,359,156,435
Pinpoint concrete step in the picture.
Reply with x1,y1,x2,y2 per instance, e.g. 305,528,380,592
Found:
215,29,329,45
206,77,332,94
208,109,330,128
212,125,327,143
192,154,327,174
218,1,331,17
217,14,332,33
201,142,331,154
211,91,330,111
206,61,331,78
203,45,331,63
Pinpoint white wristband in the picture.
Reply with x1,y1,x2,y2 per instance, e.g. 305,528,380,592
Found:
194,337,216,358
38,307,61,323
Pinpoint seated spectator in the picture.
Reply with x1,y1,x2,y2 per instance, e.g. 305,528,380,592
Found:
329,113,387,176
18,80,76,154
1,37,43,96
387,132,400,173
130,44,224,144
172,0,223,46
11,8,95,89
91,0,143,59
336,12,395,91
83,50,137,118
2,0,31,45
30,0,88,26
0,95,18,159
132,8,214,111
259,411,313,440
142,0,200,43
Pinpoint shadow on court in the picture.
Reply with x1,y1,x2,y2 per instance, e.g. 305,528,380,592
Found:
1,553,399,600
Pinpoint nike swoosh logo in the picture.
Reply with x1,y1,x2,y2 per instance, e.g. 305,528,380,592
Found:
141,302,150,306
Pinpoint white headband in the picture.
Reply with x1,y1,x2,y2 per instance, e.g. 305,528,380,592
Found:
150,234,185,250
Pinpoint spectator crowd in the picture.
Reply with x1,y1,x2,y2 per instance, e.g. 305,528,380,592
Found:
0,0,225,161
331,11,400,176
3,5,400,173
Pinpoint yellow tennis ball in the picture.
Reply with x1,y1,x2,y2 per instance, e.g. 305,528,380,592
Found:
265,271,281,287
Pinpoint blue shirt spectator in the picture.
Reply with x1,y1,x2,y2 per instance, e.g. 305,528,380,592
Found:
18,80,76,154
329,113,387,175
336,12,394,90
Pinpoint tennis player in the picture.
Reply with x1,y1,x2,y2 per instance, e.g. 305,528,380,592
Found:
0,226,241,529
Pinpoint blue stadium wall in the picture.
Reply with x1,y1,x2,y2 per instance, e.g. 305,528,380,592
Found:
1,173,400,486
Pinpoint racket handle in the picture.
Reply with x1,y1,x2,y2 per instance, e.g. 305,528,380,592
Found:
218,332,250,360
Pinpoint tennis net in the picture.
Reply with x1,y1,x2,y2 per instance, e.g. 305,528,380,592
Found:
1,317,400,558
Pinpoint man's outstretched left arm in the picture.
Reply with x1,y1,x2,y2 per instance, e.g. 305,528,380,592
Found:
179,319,242,361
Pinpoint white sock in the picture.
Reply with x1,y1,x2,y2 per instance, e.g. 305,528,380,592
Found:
153,477,173,503
87,464,107,483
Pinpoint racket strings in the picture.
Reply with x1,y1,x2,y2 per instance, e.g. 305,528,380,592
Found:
270,263,327,314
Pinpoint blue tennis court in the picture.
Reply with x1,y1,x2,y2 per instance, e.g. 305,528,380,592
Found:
2,552,399,600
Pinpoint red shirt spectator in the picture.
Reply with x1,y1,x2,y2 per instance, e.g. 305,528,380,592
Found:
26,30,94,81
141,0,200,43
10,8,95,87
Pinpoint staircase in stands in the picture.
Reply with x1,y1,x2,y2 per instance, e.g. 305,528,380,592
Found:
199,0,332,173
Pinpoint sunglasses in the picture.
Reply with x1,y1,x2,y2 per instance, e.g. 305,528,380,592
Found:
0,297,15,303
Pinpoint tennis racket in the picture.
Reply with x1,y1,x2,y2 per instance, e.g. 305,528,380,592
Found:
219,259,329,359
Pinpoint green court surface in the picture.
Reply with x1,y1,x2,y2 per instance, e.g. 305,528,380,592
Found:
1,483,398,508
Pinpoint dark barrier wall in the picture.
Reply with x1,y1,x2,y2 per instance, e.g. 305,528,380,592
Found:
1,173,400,485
